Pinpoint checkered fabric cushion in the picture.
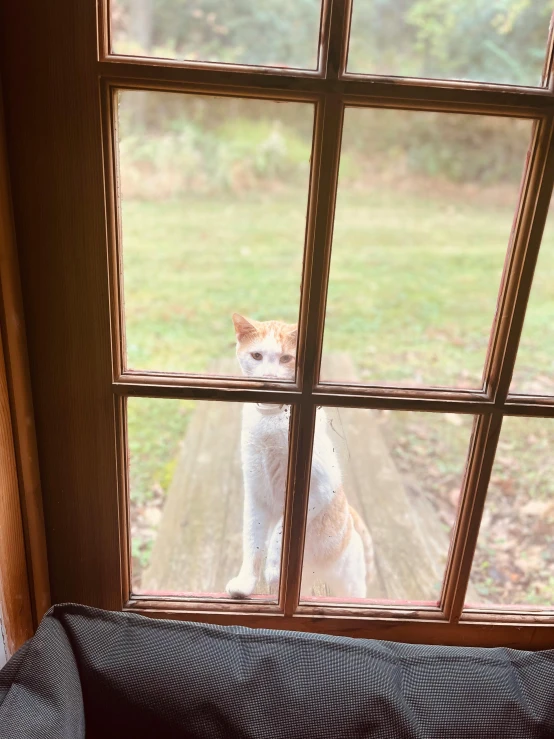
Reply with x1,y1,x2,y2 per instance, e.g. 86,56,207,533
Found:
0,603,553,738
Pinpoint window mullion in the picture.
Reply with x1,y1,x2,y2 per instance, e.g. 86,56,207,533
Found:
441,413,503,621
541,16,554,90
321,0,352,79
484,114,554,402
280,95,344,616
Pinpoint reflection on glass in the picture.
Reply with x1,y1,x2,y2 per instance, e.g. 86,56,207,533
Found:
468,417,554,609
322,107,532,389
348,0,552,87
111,0,322,69
299,403,474,604
511,196,554,395
117,90,312,375
130,397,290,598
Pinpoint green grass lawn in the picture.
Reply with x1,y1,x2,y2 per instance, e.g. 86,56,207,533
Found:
123,189,554,605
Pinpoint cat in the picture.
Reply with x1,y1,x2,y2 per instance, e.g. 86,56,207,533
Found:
226,313,375,600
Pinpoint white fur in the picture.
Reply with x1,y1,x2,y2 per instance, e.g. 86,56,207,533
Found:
226,404,369,599
236,332,294,380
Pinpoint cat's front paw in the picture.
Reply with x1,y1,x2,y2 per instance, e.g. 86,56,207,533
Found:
226,575,256,599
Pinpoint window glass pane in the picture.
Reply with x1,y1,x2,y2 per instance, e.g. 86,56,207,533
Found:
299,405,474,605
510,197,554,395
111,0,322,70
321,108,532,389
468,416,554,609
348,1,552,87
129,397,290,599
117,90,313,377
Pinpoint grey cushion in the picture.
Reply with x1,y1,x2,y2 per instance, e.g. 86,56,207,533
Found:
0,603,553,738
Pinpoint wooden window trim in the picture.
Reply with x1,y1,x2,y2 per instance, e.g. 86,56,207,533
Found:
0,0,552,648
0,84,49,650
0,321,33,658
99,0,554,642
98,0,554,644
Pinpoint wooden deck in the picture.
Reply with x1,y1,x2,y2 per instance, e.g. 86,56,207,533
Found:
142,354,475,602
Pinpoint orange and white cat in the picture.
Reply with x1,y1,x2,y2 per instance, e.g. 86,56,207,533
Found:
226,313,375,599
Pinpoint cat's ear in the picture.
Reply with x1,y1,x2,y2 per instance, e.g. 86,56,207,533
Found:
288,324,298,341
232,313,258,342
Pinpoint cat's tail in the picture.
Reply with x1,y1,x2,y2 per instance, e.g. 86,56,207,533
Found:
350,506,376,587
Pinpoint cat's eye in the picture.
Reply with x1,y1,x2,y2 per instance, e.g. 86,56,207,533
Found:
251,352,263,361
280,355,293,363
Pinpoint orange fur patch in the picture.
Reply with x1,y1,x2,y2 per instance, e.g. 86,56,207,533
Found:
350,505,374,584
309,486,353,563
233,314,297,352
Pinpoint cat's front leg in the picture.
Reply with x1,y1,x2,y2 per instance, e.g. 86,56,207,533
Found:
226,488,270,598
264,517,283,593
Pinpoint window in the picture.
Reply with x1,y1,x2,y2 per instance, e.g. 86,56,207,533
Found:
4,0,553,649
101,0,554,644
347,1,553,86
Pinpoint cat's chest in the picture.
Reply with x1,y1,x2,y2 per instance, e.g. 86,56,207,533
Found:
242,405,290,455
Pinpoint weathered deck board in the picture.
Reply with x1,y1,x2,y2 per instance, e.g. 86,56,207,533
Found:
143,387,244,594
322,355,446,602
143,354,474,602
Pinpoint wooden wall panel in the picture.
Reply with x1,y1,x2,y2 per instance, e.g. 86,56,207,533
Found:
0,325,33,655
0,0,122,608
0,81,50,627
0,77,36,654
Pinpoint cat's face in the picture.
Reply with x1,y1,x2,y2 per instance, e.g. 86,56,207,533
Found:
232,313,297,380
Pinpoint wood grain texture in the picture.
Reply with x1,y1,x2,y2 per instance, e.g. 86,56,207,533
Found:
0,0,122,608
0,79,35,653
0,616,7,668
123,603,554,649
0,326,33,655
114,380,554,416
0,81,50,626
95,59,554,114
142,370,246,596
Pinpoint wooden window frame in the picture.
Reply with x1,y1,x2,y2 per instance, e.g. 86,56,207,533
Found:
0,84,50,653
1,0,552,649
99,0,554,646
